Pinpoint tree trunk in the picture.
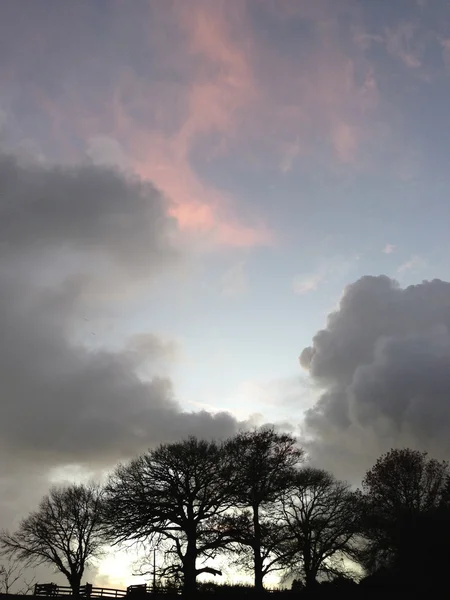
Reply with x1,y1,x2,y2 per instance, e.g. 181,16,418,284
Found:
252,504,264,591
303,542,317,591
304,562,318,592
68,572,82,596
183,535,197,596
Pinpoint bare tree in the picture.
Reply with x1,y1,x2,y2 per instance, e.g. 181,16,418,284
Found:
281,468,362,590
223,428,303,590
0,558,36,595
221,507,289,589
102,437,236,595
0,483,105,594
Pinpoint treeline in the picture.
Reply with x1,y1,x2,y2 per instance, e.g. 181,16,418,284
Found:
1,428,450,596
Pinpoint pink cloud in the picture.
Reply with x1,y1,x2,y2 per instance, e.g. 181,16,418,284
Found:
242,0,380,169
132,141,271,248
2,1,269,250
114,0,381,231
4,0,384,244
112,1,271,248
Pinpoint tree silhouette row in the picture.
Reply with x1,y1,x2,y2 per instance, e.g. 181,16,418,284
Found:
2,428,449,596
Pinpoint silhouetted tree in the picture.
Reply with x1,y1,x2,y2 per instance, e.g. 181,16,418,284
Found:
290,578,304,592
0,483,105,594
102,437,235,595
220,507,289,591
281,468,362,590
223,428,303,590
0,557,36,595
361,448,450,587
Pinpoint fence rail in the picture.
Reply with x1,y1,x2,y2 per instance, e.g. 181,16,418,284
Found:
34,583,147,598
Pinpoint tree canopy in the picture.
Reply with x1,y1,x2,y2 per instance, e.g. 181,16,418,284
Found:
281,468,362,589
102,437,236,595
0,483,104,593
360,448,450,589
223,428,303,590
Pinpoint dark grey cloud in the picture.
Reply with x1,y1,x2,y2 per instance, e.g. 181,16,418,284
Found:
0,153,177,272
300,275,450,482
0,152,239,476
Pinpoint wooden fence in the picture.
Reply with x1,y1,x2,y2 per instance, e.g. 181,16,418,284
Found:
34,583,150,597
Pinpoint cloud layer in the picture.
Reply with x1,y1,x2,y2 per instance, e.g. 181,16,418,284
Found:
300,275,450,482
0,152,239,475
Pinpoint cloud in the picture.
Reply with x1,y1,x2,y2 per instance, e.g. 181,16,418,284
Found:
293,272,324,295
0,0,386,250
89,1,272,249
254,0,380,167
0,152,240,472
0,0,271,250
293,256,360,296
383,243,395,254
86,136,129,169
397,254,426,273
300,276,450,482
385,22,423,69
0,153,178,275
125,333,181,365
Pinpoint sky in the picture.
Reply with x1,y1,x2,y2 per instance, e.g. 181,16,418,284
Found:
2,0,450,588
